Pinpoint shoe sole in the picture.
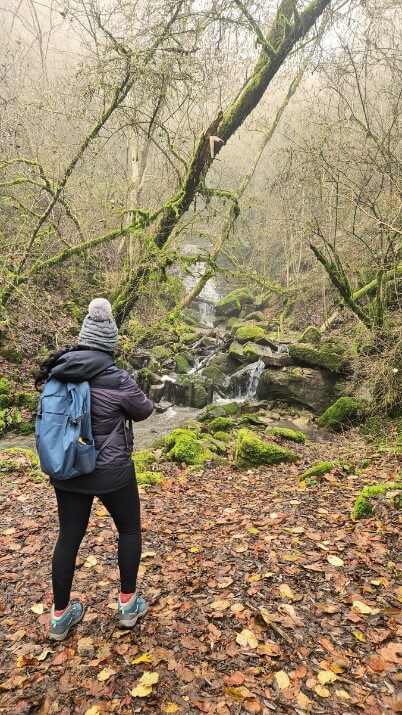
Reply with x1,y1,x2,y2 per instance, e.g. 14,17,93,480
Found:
119,603,149,629
49,606,85,642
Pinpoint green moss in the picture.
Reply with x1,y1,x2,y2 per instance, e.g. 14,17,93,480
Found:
168,433,213,465
138,368,161,386
299,326,321,345
16,420,35,435
301,461,337,480
267,427,306,443
217,289,253,310
229,341,245,361
245,311,264,322
174,354,190,374
213,431,232,443
133,450,156,473
136,471,164,486
201,364,228,390
234,429,299,468
0,394,10,408
164,427,200,451
223,402,241,417
151,345,173,361
0,378,10,395
239,413,265,426
317,397,367,431
235,325,266,343
352,482,402,520
14,391,38,411
289,343,348,373
208,416,234,433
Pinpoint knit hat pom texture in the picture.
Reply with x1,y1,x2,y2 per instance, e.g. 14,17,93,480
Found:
88,298,113,322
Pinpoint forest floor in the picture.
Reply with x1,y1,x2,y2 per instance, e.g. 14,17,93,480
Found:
0,431,401,715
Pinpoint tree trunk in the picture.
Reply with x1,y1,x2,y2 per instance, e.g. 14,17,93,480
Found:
112,0,332,326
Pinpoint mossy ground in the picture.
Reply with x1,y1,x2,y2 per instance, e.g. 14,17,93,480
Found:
289,342,348,373
208,416,234,433
300,461,338,481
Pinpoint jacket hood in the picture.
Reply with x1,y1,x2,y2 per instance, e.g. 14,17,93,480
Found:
50,349,115,383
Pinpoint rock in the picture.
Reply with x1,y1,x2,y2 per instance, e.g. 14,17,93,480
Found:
256,366,338,414
151,345,173,362
289,342,349,374
228,363,257,397
216,289,254,318
149,383,165,402
228,341,248,364
209,353,240,376
154,400,173,413
173,374,212,408
201,364,230,391
243,342,291,368
174,354,191,374
316,397,368,431
235,325,266,343
127,350,153,369
234,428,299,468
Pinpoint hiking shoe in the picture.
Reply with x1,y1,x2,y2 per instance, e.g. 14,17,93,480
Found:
49,600,85,641
118,593,149,628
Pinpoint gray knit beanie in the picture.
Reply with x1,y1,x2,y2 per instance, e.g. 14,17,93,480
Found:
78,298,118,352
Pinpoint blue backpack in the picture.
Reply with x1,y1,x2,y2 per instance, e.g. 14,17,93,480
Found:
35,378,120,480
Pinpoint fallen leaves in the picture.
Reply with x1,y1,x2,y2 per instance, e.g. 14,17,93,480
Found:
131,671,159,698
30,603,44,614
97,667,116,682
236,629,258,649
274,670,290,689
327,555,344,567
317,669,337,685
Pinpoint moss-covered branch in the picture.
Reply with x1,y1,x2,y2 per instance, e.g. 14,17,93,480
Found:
113,0,332,325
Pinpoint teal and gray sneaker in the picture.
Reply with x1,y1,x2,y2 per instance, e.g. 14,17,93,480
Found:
118,593,149,628
49,600,85,641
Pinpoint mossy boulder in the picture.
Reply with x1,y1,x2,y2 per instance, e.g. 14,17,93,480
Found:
174,354,191,374
267,427,306,443
208,416,234,433
235,325,266,344
208,353,240,376
173,375,212,408
201,364,229,391
136,471,163,486
243,342,291,368
234,428,299,468
168,432,214,465
299,326,321,345
239,413,265,426
301,461,337,481
228,341,247,364
133,450,156,473
352,482,402,520
151,345,173,362
317,397,367,431
216,289,254,318
164,427,200,451
289,342,349,374
257,365,337,414
199,401,240,421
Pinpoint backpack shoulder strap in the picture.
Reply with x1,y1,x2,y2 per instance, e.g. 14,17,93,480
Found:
97,417,125,454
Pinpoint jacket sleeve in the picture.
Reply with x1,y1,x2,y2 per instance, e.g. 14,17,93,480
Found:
120,371,153,421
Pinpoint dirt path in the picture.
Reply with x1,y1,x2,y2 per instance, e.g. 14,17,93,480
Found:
0,434,401,714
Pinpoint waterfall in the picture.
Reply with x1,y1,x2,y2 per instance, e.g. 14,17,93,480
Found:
246,360,265,398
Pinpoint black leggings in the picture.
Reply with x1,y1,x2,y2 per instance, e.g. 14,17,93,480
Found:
52,481,141,610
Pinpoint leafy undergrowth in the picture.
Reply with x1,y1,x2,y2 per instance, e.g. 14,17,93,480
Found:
0,433,401,715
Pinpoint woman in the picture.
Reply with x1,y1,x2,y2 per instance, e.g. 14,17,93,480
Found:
35,299,153,641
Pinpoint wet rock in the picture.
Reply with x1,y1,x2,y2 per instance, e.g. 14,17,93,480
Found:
127,350,153,369
256,365,338,414
149,383,165,402
243,342,292,367
154,400,174,413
